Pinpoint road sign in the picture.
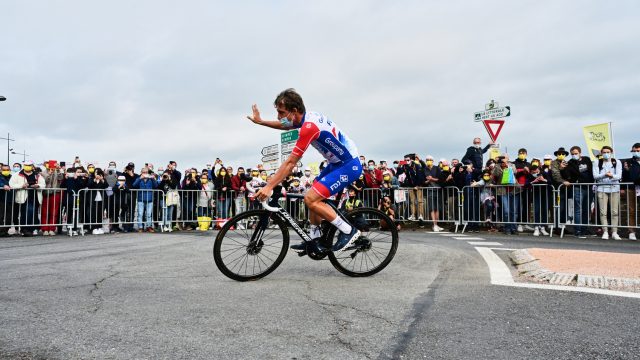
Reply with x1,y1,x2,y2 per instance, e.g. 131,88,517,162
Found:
474,106,510,122
281,130,299,143
482,119,505,143
281,142,296,154
261,144,279,156
263,160,279,171
261,154,279,163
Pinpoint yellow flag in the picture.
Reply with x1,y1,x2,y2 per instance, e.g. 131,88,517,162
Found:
582,123,612,161
307,162,320,176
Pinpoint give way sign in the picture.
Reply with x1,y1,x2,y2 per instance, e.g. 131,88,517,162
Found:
482,119,505,143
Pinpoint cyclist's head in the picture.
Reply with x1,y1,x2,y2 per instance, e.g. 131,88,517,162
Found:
274,88,306,117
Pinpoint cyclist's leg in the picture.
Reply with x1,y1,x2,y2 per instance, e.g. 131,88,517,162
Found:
306,158,363,251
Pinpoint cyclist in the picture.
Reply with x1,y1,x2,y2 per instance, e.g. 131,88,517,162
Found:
249,88,362,253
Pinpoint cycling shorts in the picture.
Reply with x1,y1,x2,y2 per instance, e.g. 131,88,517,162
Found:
312,157,362,198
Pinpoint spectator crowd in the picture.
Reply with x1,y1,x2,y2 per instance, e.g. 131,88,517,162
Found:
0,138,638,241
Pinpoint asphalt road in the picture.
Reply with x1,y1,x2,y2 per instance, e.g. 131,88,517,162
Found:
0,229,639,359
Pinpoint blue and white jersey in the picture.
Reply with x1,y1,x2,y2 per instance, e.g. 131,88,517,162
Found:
291,111,359,164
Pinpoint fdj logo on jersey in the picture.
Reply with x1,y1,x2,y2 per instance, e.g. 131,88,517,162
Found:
330,174,349,191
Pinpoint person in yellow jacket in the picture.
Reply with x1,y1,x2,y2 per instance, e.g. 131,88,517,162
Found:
9,160,46,237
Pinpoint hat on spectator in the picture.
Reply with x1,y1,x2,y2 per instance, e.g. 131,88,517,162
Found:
553,147,569,156
425,155,434,160
23,160,34,166
631,143,640,151
543,154,552,160
128,162,135,167
305,167,311,171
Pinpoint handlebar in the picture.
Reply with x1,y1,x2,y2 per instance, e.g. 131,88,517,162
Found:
260,190,280,212
261,200,280,212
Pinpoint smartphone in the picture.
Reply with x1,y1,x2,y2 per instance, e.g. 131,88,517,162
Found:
60,161,66,167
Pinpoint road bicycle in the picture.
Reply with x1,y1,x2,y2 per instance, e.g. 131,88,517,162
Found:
213,193,399,281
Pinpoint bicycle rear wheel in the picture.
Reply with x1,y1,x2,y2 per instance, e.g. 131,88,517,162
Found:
327,208,399,277
213,210,289,281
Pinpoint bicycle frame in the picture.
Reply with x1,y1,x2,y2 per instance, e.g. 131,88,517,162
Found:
258,194,345,246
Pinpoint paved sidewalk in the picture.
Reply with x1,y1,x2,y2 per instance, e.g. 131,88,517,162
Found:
510,248,640,292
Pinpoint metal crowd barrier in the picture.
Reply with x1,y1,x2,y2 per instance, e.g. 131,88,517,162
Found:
0,188,68,236
2,183,637,238
75,188,167,235
366,186,462,231
461,184,555,236
557,182,638,238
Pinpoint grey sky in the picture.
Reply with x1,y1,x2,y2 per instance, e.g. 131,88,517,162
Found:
1,0,639,172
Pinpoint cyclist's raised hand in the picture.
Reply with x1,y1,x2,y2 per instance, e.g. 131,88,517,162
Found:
247,104,263,124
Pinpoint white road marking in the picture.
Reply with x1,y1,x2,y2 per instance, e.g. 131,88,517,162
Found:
440,234,464,237
468,241,502,246
455,237,484,240
475,247,640,299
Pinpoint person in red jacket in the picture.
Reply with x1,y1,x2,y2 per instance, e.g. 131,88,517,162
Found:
363,160,383,207
230,167,247,216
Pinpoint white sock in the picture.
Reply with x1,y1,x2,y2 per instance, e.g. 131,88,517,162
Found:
309,224,322,239
330,217,352,234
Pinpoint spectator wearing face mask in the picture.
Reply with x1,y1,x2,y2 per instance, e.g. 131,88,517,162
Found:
461,137,493,171
181,168,200,230
378,195,401,231
492,155,520,235
132,167,158,233
424,155,443,231
62,167,88,236
593,146,622,240
158,171,178,232
215,168,232,219
363,160,383,207
112,174,134,233
287,177,305,219
299,167,315,193
380,170,398,200
41,161,65,236
514,149,532,233
526,164,551,237
197,173,215,224
87,168,109,235
9,161,46,237
0,165,14,236
401,154,425,221
103,161,119,232
622,142,640,240
550,147,572,228
565,146,595,238
246,169,267,210
471,169,497,232
231,167,247,216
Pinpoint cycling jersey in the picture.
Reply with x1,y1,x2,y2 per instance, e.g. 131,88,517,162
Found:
291,112,359,164
289,111,361,198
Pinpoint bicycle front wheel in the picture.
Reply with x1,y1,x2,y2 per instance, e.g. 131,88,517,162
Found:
213,210,289,281
327,207,399,277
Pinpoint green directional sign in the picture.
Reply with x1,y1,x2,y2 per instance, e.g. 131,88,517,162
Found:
281,129,299,143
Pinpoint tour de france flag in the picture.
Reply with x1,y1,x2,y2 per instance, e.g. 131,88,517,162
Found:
582,122,613,161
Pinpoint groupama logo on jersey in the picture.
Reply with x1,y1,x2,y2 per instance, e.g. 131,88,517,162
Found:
324,138,345,156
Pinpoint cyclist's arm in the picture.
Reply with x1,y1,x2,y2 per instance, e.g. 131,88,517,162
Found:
247,103,287,130
256,154,300,201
